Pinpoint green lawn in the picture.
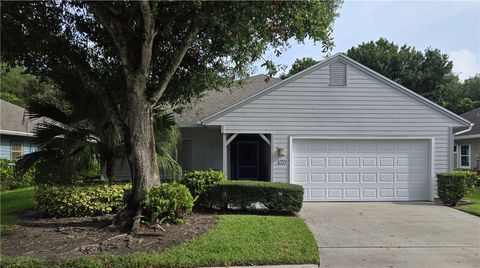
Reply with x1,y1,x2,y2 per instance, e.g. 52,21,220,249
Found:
1,214,319,267
0,187,35,230
456,186,480,216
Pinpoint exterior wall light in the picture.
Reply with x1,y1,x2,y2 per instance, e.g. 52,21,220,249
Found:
277,147,286,157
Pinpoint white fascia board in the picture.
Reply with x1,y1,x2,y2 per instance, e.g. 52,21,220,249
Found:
0,129,34,137
454,134,480,140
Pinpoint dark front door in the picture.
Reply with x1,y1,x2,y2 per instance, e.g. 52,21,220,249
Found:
237,141,259,180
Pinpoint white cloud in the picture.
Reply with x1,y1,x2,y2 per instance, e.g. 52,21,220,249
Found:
449,49,479,80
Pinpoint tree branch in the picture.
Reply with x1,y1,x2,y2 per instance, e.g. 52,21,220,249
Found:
66,51,126,130
136,0,156,78
148,23,200,104
88,3,130,75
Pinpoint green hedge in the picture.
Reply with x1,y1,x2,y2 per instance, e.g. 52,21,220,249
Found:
208,180,304,213
182,169,226,205
437,173,467,206
35,183,131,217
453,169,479,196
0,159,35,190
142,183,194,224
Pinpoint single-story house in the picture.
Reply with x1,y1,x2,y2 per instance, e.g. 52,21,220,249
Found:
0,100,38,160
454,107,479,170
120,53,473,202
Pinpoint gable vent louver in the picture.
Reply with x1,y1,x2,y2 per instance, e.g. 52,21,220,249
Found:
330,61,347,86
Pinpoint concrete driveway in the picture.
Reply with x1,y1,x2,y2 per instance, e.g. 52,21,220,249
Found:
300,202,480,268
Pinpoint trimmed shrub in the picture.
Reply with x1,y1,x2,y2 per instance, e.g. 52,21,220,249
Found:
142,183,194,224
454,169,479,196
437,173,467,206
182,169,226,205
36,183,131,217
208,180,304,213
0,159,34,190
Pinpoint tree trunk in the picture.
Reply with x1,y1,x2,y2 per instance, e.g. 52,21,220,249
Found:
127,100,161,205
106,153,116,184
112,79,161,229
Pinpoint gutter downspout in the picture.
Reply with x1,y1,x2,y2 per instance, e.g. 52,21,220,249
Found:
453,123,474,136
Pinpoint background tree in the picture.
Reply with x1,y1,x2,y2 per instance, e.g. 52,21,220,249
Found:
346,38,454,103
0,63,61,107
280,57,318,79
1,1,341,226
283,38,479,114
441,75,480,114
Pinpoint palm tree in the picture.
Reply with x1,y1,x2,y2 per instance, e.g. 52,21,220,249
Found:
17,100,181,184
18,99,122,184
153,109,182,181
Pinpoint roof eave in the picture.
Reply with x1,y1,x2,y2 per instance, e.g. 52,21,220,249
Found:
200,53,344,125
0,129,34,137
200,53,471,128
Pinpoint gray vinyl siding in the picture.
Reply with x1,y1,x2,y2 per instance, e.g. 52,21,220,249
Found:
206,62,463,196
180,127,223,171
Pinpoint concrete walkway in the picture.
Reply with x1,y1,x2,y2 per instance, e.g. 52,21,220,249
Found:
300,202,480,268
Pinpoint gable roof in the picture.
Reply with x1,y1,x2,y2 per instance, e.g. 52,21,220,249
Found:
176,75,281,126
0,99,40,136
456,107,480,137
200,53,471,128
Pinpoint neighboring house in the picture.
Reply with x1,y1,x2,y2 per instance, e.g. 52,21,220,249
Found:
0,99,39,160
454,107,480,170
121,53,472,202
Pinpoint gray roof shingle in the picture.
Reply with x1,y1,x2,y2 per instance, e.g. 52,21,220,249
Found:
175,75,281,126
0,99,41,135
458,107,480,136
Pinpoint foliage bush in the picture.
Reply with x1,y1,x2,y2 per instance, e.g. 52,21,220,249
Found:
32,158,101,185
35,183,131,217
437,173,467,206
0,159,35,190
208,180,304,213
182,169,226,205
142,183,194,224
454,169,480,196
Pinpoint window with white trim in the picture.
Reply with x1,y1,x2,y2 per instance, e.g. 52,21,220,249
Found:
460,144,470,169
11,143,23,160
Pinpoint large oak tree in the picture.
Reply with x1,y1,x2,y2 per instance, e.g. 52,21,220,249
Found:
1,1,340,225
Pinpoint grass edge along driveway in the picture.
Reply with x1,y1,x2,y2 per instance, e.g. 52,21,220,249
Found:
456,186,480,216
1,212,319,267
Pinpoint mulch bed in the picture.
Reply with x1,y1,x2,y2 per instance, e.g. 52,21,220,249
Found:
1,210,217,260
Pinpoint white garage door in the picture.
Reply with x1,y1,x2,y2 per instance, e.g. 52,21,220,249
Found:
291,139,431,201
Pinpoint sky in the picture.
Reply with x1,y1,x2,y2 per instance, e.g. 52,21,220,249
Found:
254,0,480,80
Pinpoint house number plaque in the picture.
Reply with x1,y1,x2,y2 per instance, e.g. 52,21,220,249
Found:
277,160,287,165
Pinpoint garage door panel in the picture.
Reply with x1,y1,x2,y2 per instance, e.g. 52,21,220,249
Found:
292,139,430,201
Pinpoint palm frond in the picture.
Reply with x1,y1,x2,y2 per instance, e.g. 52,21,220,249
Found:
26,100,71,124
153,110,182,180
157,152,182,182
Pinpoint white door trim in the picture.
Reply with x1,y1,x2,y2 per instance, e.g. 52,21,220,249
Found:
288,136,435,201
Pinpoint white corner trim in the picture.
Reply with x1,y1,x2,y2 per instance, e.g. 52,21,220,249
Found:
0,130,34,137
